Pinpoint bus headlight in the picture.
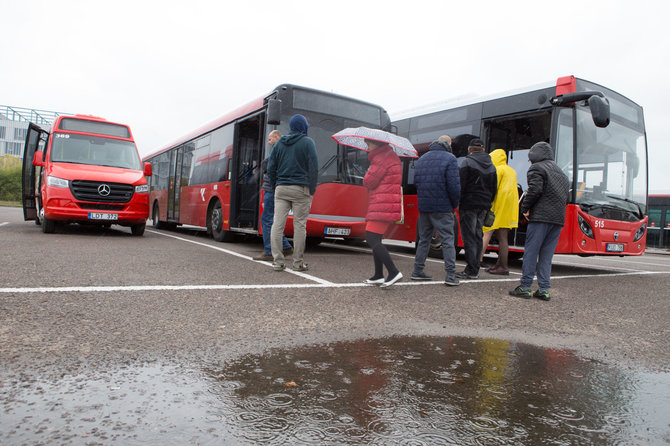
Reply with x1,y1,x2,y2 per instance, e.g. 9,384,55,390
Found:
578,214,594,238
633,222,646,241
47,176,69,188
135,184,149,193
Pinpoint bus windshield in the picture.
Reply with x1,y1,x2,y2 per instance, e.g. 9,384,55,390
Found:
51,133,142,170
574,106,647,216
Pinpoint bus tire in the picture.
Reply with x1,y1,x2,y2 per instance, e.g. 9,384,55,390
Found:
152,203,165,229
131,222,146,236
41,216,56,233
209,200,235,242
306,236,323,248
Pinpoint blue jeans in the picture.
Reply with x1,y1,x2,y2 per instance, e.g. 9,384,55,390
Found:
414,212,456,278
520,222,563,290
459,208,487,275
261,190,291,254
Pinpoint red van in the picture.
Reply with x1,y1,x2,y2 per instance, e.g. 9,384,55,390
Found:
21,115,151,235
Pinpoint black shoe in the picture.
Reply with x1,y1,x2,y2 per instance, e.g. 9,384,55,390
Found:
444,276,460,287
455,271,479,280
533,289,551,301
509,285,532,299
410,271,433,281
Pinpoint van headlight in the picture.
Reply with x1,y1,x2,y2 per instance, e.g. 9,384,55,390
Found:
135,184,149,193
633,222,646,241
47,176,69,188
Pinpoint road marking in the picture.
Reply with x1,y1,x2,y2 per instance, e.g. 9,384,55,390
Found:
554,254,670,269
1,271,666,294
0,222,9,227
148,230,333,285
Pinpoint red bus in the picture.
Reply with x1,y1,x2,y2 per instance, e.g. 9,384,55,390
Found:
144,84,391,243
390,76,648,257
22,115,152,235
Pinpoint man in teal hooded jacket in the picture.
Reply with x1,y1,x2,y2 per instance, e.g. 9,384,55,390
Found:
267,114,318,272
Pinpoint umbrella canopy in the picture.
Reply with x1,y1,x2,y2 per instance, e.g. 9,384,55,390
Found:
331,127,418,158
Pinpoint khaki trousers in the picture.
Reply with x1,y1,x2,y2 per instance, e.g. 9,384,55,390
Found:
271,185,313,267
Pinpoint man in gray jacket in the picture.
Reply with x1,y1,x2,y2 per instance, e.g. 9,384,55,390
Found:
509,142,570,301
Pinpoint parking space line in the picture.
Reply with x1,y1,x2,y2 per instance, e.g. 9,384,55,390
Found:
0,222,9,227
148,230,333,285
1,271,665,294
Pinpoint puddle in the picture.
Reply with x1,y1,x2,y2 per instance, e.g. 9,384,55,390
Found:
2,336,669,444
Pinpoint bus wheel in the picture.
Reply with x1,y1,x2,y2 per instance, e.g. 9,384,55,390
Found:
131,222,146,236
209,200,235,242
306,236,323,248
41,216,56,233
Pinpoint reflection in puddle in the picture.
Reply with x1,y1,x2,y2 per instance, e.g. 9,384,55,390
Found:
2,336,669,444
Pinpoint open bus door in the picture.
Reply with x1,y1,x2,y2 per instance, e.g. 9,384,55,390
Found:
21,123,49,221
229,112,264,232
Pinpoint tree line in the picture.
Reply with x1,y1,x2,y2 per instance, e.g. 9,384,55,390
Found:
0,155,22,202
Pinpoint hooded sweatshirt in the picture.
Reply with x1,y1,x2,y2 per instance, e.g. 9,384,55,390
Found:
458,151,497,210
267,115,319,195
521,142,570,226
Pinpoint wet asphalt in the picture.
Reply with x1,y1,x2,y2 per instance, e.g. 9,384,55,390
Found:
1,205,670,442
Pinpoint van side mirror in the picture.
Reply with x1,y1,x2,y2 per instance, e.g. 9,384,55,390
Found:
143,162,153,177
588,95,610,128
267,99,281,125
32,151,44,167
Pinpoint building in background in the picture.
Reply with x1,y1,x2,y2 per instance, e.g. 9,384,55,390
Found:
0,105,69,159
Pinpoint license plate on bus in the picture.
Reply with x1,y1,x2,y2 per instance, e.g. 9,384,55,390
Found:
88,212,118,221
606,243,624,252
325,227,350,236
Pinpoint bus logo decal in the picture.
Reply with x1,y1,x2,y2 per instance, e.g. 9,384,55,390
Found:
200,188,206,201
614,232,619,241
98,184,111,197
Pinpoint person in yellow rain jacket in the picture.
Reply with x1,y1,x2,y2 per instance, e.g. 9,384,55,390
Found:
481,149,518,275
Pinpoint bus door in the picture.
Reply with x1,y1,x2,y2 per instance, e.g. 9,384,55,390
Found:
229,113,264,231
167,146,183,222
483,111,551,249
21,123,49,221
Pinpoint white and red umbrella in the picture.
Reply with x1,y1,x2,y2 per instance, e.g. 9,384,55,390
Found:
331,127,418,158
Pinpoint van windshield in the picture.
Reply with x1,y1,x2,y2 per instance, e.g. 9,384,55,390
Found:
51,133,142,170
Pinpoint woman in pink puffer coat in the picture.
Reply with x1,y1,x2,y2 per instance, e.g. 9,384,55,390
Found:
362,140,403,288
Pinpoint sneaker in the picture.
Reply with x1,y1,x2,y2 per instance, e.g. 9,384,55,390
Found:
487,265,510,276
380,272,403,288
410,271,433,281
272,263,285,271
509,285,532,299
253,252,273,261
292,263,309,272
455,271,479,280
283,247,294,255
444,276,460,287
533,289,551,301
365,277,385,285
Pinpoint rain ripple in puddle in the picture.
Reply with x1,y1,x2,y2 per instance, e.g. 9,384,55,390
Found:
2,336,670,445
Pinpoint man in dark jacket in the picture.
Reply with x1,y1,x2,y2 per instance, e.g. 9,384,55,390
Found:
412,136,461,286
267,114,318,272
509,142,570,301
456,138,497,279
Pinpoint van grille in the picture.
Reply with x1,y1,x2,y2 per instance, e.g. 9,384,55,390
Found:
70,180,134,203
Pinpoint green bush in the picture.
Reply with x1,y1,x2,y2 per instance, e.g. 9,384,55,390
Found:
0,166,22,201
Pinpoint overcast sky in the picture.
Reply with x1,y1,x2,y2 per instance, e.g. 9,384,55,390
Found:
2,0,669,192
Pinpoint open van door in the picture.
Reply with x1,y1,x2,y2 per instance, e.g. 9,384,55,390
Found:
22,123,49,221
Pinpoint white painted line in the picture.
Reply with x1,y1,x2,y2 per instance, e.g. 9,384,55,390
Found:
0,222,9,227
148,230,333,285
555,254,669,269
1,271,666,294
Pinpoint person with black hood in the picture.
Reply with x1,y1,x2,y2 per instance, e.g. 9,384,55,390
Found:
509,141,570,301
267,114,318,272
412,135,461,286
456,138,497,279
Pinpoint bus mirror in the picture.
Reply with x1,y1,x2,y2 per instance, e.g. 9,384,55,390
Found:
143,162,153,176
588,95,610,128
267,99,281,125
32,151,44,167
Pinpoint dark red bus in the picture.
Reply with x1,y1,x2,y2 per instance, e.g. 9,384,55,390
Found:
144,84,391,244
391,76,648,257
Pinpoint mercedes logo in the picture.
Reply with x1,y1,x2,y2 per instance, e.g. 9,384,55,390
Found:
98,184,111,197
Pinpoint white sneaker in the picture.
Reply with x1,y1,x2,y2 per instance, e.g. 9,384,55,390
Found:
380,272,403,288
